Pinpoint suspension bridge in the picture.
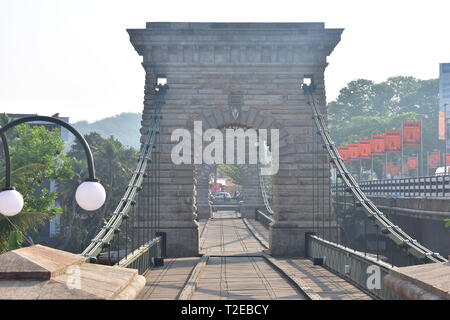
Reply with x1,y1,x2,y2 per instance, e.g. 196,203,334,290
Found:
0,22,449,300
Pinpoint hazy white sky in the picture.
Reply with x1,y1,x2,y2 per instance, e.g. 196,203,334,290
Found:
1,0,449,122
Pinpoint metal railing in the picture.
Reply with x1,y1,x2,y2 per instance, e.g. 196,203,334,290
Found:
255,209,273,229
306,234,403,300
117,233,166,274
350,176,450,197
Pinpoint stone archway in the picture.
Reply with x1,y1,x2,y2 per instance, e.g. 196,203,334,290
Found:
191,108,279,219
194,162,264,220
129,22,342,257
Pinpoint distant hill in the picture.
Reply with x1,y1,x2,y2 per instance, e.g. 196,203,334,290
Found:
72,113,141,149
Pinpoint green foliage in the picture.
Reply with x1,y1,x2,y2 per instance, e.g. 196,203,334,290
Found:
8,125,73,216
218,165,244,185
333,113,418,146
51,133,139,253
445,218,450,228
0,120,74,252
328,76,440,178
7,230,24,251
329,77,437,125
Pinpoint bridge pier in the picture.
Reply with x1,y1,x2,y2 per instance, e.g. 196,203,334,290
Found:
240,164,265,218
154,159,199,257
195,195,212,220
194,165,213,220
128,22,342,258
270,223,311,257
270,222,337,257
269,151,338,257
195,203,212,221
157,222,199,258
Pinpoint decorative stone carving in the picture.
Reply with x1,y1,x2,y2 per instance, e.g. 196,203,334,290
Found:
228,92,244,121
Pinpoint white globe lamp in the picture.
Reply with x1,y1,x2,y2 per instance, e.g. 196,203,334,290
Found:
0,188,24,217
75,180,106,211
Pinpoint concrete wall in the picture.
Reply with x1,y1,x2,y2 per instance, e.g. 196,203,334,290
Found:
128,22,343,257
369,196,450,257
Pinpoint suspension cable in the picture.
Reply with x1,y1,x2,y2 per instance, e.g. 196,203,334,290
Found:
303,84,447,264
81,84,168,261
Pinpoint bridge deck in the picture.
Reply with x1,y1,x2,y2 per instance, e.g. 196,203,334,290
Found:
139,211,372,300
200,212,266,256
138,257,200,300
191,256,305,300
245,218,372,300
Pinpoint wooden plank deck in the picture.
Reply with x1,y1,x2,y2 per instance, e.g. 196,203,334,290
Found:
244,217,372,300
191,256,306,300
268,258,372,300
138,257,200,300
139,211,373,300
200,212,266,256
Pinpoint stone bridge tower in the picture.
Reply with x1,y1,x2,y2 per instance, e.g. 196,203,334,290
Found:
128,22,343,257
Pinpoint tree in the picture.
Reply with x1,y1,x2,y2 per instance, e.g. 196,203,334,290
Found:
0,121,73,252
328,79,377,126
52,133,138,253
218,165,244,185
328,76,440,178
445,218,450,228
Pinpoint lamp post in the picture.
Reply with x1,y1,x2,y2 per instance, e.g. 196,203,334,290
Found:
0,116,106,216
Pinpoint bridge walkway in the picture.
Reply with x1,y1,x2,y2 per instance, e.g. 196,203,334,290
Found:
138,211,372,300
200,211,267,256
191,211,304,300
244,218,372,300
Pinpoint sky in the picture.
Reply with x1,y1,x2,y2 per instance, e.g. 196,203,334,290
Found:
1,0,449,122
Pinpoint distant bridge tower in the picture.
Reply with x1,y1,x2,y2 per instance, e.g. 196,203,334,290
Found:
128,23,343,257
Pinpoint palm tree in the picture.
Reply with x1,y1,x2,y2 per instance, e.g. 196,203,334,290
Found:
54,159,86,251
53,134,138,253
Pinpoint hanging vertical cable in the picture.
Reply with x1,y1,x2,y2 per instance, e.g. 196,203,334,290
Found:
81,83,168,273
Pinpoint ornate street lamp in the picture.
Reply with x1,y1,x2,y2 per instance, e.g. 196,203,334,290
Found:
0,116,106,216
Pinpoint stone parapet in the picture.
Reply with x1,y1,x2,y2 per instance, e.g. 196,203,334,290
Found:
384,261,450,300
0,245,145,300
